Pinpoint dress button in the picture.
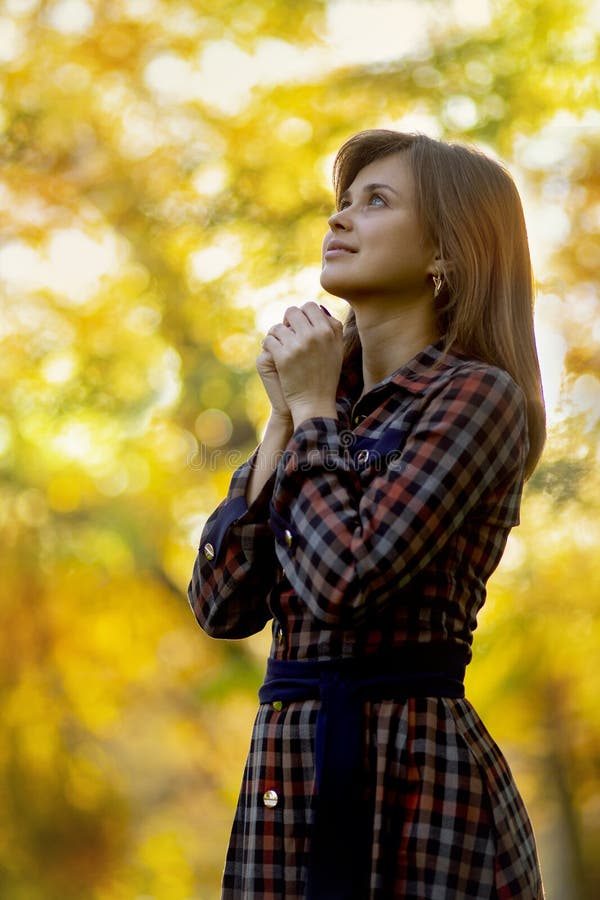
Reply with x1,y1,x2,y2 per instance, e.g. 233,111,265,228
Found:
277,627,284,645
203,542,215,561
263,789,279,808
272,700,283,711
356,449,369,465
284,529,293,547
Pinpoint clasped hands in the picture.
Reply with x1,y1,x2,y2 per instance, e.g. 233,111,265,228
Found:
257,302,344,430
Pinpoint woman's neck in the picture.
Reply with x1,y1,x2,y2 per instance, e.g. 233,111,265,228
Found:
354,299,439,395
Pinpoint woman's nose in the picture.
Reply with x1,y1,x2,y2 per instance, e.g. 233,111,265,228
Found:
327,207,351,230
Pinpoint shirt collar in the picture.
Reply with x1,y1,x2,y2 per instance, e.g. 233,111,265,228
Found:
338,340,468,404
387,340,467,394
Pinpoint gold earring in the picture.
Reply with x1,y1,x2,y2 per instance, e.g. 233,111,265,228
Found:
433,273,443,298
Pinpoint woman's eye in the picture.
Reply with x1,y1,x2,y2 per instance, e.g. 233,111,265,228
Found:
336,194,385,212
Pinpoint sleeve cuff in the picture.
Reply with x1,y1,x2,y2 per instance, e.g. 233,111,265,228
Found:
269,417,357,552
280,416,344,469
201,449,277,565
268,501,300,552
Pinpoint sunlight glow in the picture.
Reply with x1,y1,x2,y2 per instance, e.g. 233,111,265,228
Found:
0,16,24,61
142,1,495,114
3,0,39,14
571,374,600,428
192,164,229,197
533,308,568,426
45,230,123,304
46,0,94,35
2,0,594,437
188,238,243,284
148,348,182,410
443,96,479,130
0,416,13,457
40,350,79,385
237,266,332,334
326,0,490,65
325,0,430,63
0,229,124,304
52,421,101,463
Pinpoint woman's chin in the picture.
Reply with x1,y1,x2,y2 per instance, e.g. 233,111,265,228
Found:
319,271,350,299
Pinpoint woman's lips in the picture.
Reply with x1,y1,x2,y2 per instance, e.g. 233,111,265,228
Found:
324,241,357,258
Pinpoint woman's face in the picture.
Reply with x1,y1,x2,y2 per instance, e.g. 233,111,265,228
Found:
320,152,437,304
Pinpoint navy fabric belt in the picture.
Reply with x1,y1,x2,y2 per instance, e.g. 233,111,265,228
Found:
258,644,467,899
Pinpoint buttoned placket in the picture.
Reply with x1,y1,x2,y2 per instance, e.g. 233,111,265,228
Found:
349,381,390,428
270,566,287,651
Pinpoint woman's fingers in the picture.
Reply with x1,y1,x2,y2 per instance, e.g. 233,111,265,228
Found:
262,303,342,358
262,322,291,345
283,302,322,329
282,302,341,336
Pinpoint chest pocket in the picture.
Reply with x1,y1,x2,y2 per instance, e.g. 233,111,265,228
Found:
352,426,411,472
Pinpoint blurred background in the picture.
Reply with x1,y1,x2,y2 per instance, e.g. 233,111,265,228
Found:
0,0,599,897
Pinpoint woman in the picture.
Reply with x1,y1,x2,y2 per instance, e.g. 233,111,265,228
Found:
188,130,546,899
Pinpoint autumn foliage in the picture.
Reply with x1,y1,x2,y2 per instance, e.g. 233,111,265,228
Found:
0,1,599,897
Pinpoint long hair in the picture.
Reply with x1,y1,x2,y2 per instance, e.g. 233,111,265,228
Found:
332,129,546,477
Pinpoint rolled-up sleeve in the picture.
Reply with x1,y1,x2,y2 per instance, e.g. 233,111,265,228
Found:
269,368,528,628
187,450,277,639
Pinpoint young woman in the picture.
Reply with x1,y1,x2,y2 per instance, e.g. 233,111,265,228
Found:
188,130,546,899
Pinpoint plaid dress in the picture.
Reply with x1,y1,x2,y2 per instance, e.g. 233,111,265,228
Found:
188,342,544,899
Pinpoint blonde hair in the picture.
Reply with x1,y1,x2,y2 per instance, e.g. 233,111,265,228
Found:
333,129,546,477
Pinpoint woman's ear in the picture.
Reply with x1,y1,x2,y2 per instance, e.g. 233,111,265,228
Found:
428,255,450,300
426,251,442,277
426,254,441,285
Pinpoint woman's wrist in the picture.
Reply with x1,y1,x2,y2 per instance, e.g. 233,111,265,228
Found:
290,402,338,430
267,410,294,433
246,413,293,506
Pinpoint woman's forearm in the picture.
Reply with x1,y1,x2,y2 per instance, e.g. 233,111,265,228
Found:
246,414,294,506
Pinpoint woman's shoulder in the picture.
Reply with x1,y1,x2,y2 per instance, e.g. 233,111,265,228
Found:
399,343,524,407
446,351,524,403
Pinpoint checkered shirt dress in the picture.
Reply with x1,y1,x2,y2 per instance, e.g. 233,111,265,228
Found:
188,342,545,899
